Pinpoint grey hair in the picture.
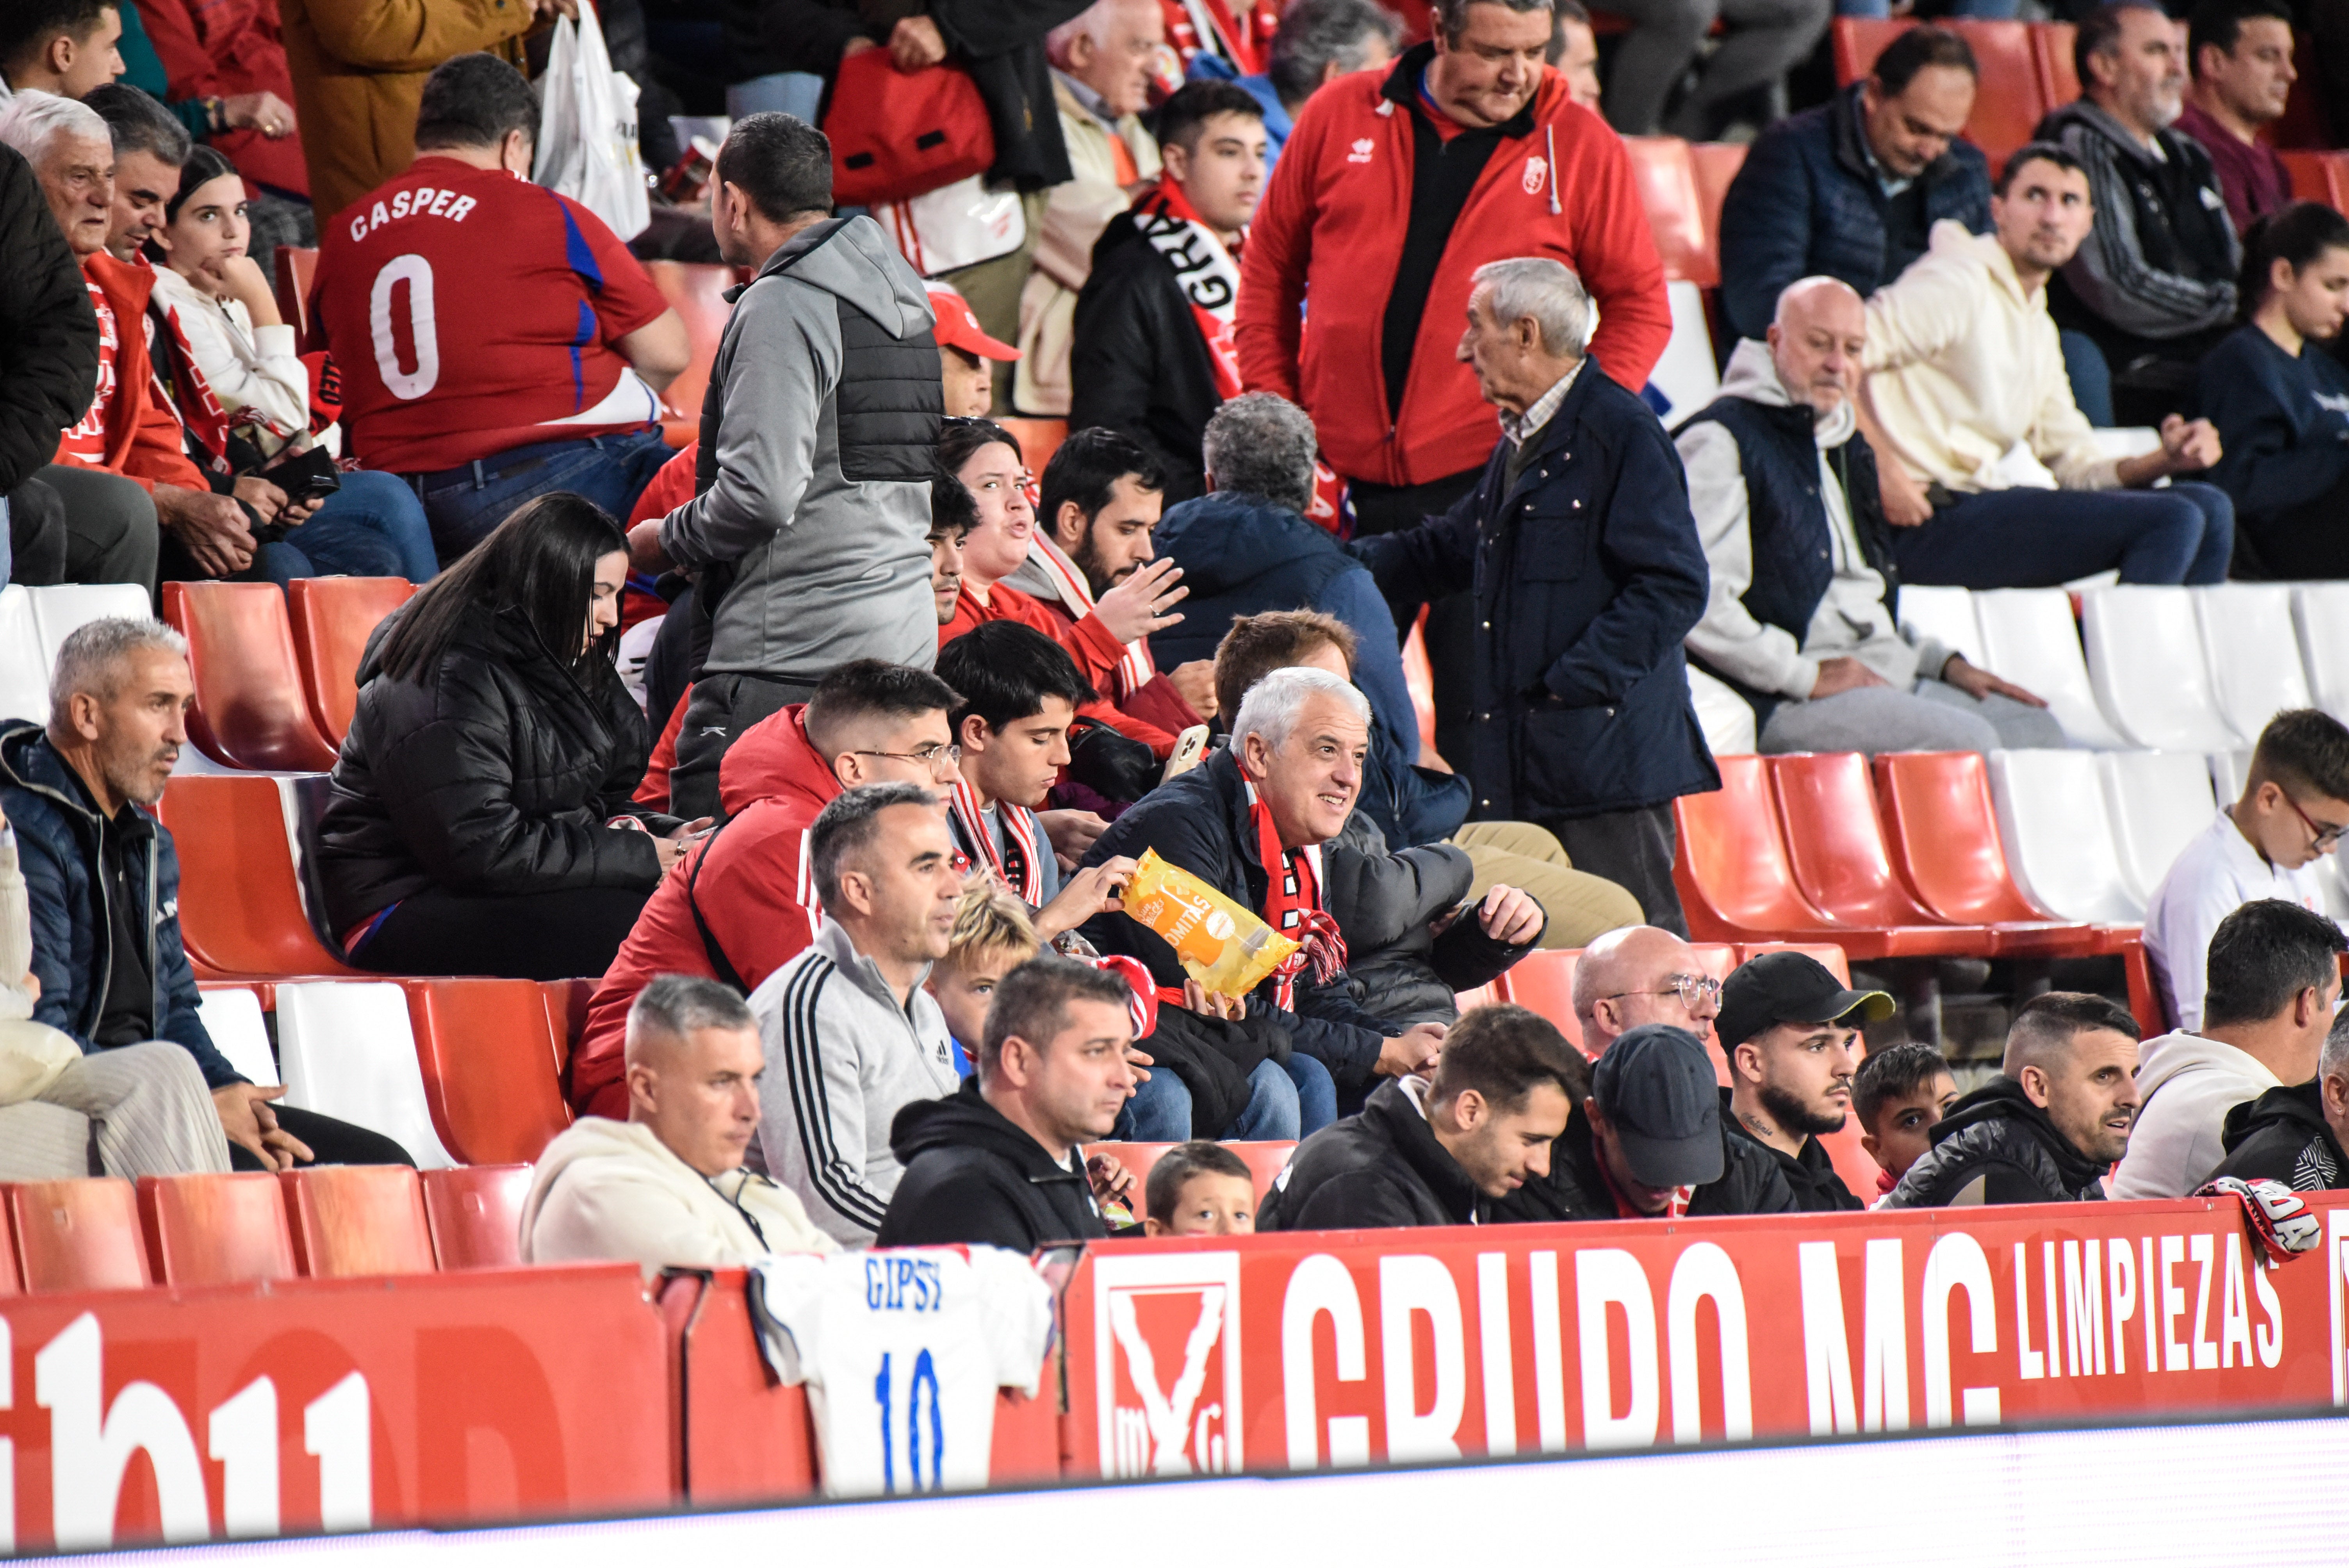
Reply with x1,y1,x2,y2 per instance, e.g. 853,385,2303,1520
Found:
83,82,191,166
0,89,110,167
49,618,187,720
809,780,940,906
626,974,756,1056
2321,1004,2349,1087
1472,257,1594,358
1435,0,1553,44
1046,0,1158,65
1202,392,1319,515
1230,665,1370,754
1269,0,1403,107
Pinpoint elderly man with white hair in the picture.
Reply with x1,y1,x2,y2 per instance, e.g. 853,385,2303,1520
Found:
1080,664,1458,1114
1355,256,1717,937
1677,275,2066,756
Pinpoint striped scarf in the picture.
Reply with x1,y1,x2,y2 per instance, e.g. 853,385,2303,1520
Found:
1030,535,1154,699
1248,787,1346,1011
949,777,1043,906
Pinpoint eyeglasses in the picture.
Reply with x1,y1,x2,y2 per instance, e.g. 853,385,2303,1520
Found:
852,743,962,779
1602,974,1722,1010
2280,791,2347,851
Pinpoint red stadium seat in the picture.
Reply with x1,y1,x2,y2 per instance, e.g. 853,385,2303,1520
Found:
401,978,573,1165
274,244,317,347
1672,755,1845,944
136,1173,297,1285
997,417,1068,476
1871,752,2098,955
1624,136,1718,286
280,1165,438,1277
1083,1141,1174,1195
643,260,737,446
161,581,341,771
159,775,363,978
658,1271,820,1504
1688,141,1748,241
2034,23,2080,113
2120,934,2168,1039
420,1165,533,1270
1831,17,1913,83
2279,149,2349,212
1403,609,1441,766
1227,1140,1296,1201
1080,1142,1296,1208
7,1178,150,1292
542,977,593,1075
1832,19,2043,164
0,1210,18,1295
1504,949,1582,1048
1766,754,1982,957
286,576,416,747
1454,982,1503,1011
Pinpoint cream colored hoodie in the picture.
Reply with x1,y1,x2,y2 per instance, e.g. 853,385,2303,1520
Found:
2109,1030,2280,1201
1861,219,2122,496
519,1117,838,1276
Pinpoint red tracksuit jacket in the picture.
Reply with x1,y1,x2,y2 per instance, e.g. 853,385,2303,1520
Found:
1236,52,1671,489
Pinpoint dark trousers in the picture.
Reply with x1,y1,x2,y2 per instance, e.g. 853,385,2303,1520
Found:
36,463,159,595
668,670,822,820
2239,469,2349,579
349,884,654,982
230,1103,417,1171
1348,468,1485,774
1890,482,2234,588
1542,805,1688,939
6,478,69,584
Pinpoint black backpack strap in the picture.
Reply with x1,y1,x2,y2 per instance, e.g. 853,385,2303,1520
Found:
682,814,750,992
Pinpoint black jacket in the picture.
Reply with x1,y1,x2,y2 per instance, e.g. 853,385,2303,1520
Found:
315,608,667,933
875,1076,1109,1250
1722,1090,1864,1212
1069,208,1224,502
1495,1103,1798,1222
1882,1077,2111,1208
0,143,100,494
1257,1076,1486,1230
1354,367,1720,823
2214,1080,2348,1192
1324,808,1533,1027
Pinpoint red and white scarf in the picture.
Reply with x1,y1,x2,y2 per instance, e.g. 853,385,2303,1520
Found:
1155,0,1281,81
949,777,1044,906
1031,534,1154,699
1247,785,1347,1011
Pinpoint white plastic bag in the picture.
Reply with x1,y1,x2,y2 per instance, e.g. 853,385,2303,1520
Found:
874,175,1026,277
533,0,651,241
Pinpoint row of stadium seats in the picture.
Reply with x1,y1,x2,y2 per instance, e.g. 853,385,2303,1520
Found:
1899,581,2349,752
0,581,151,723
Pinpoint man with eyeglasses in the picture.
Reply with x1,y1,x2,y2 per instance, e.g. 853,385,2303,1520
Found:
1567,924,1724,1054
2146,707,2349,1035
1716,951,1896,1211
568,661,965,1122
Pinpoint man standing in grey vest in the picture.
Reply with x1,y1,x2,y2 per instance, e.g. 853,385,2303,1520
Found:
632,113,944,819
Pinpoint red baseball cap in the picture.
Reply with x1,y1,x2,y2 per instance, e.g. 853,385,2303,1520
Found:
927,287,1020,362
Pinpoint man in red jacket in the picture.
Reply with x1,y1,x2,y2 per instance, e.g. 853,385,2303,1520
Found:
569,660,961,1121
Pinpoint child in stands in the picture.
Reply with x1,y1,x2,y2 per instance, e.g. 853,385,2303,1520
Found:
1142,1141,1258,1236
926,882,1041,1076
1852,1042,1959,1194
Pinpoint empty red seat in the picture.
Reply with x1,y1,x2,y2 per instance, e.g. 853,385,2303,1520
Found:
1831,16,1913,82
136,1173,297,1285
1226,1140,1297,1201
2279,149,2349,213
643,260,736,445
274,244,317,346
0,1211,19,1295
7,1178,150,1292
996,417,1068,476
2120,934,2168,1039
1688,141,1747,241
1768,753,1983,957
285,576,416,747
280,1165,438,1276
161,581,340,771
1624,136,1717,286
159,775,362,978
420,1165,533,1270
541,977,593,1075
1871,752,2097,954
1673,755,1846,944
2033,23,2080,112
1504,949,1583,1048
401,978,572,1164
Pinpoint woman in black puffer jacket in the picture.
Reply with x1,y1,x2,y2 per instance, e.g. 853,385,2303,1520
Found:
317,494,697,980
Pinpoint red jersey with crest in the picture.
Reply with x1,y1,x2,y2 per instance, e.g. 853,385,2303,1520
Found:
313,157,670,473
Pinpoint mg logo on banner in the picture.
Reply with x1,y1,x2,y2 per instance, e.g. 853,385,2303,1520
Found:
1091,1253,1244,1479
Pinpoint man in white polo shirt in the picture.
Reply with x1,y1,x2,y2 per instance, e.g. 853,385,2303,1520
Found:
2144,709,2348,1032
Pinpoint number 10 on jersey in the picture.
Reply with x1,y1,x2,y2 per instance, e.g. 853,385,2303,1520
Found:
873,1349,945,1493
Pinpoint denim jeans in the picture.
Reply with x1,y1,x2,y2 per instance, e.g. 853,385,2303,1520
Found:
284,470,438,581
1283,1054,1338,1136
1890,481,2235,588
2058,329,2117,429
1112,1057,1311,1140
408,428,675,560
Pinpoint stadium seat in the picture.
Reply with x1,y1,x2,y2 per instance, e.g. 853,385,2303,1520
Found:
1454,982,1502,1011
136,1172,297,1286
2196,584,2312,748
1986,749,2143,924
1873,751,2094,946
1229,1141,1298,1201
285,577,416,747
1082,1141,1172,1194
1830,18,1911,84
1403,609,1440,763
1650,279,1721,428
2119,933,2167,1038
275,980,459,1168
0,585,46,722
1673,755,1843,946
273,244,317,345
194,984,280,1085
420,1165,533,1270
542,977,593,1074
1504,950,1581,1046
2097,750,2217,908
2081,586,2246,753
1624,137,1716,287
1688,141,1747,238
1079,1142,1296,1206
643,260,736,444
7,1178,150,1292
158,775,364,978
2208,749,2253,804
1766,753,1982,956
1942,21,2042,162
0,1217,18,1294
2294,584,2349,725
161,581,341,771
1969,587,2128,749
401,978,572,1165
29,581,149,670
1894,584,1984,669
2032,23,2080,112
997,417,1068,476
279,1165,438,1276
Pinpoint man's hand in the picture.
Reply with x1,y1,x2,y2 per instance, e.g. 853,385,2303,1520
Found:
1036,855,1135,939
889,14,947,69
1940,653,2048,708
1808,656,1889,699
1377,1020,1446,1077
1877,459,1934,527
233,474,287,524
1037,808,1107,871
1475,884,1545,946
1182,978,1246,1019
156,485,257,577
842,34,877,57
2157,413,2221,474
213,1083,314,1171
526,0,579,20
1168,659,1218,717
654,817,715,873
627,518,670,574
223,91,296,137
1085,1152,1135,1206
1089,556,1188,645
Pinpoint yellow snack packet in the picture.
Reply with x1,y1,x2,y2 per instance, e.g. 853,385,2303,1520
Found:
1121,849,1301,999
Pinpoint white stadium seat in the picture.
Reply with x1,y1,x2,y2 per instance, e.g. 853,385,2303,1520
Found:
1970,587,2128,749
1988,749,2144,924
1648,279,1720,429
2082,586,2247,753
2293,584,2349,724
2096,751,2216,907
1687,664,1756,757
29,582,151,669
2208,750,2253,804
194,986,280,1088
2196,583,2312,747
0,585,48,723
275,981,456,1169
1896,584,1984,668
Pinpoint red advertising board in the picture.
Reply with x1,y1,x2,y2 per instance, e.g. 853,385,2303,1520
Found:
0,1263,672,1553
1061,1194,2349,1478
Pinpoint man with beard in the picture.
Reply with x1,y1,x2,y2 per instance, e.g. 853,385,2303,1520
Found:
1714,950,1894,1211
929,465,975,628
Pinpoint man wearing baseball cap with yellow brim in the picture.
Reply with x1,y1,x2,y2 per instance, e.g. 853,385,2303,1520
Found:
928,286,1021,417
1716,951,1897,1212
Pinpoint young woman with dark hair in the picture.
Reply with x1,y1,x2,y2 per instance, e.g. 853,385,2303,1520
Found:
2193,201,2349,578
315,494,706,980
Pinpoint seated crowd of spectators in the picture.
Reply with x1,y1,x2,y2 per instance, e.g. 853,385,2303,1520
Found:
4,0,2349,1269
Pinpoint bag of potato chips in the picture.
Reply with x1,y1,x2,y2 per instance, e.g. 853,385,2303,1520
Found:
1120,849,1300,999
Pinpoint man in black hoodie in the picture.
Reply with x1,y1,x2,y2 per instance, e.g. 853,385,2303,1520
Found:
1716,952,1894,1212
2215,1009,2349,1191
1258,1003,1579,1230
1885,992,2142,1208
877,955,1134,1250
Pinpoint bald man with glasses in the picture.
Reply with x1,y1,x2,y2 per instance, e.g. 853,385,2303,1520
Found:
1570,925,1724,1054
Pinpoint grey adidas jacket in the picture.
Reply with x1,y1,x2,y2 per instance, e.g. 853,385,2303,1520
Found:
658,214,943,682
749,918,961,1247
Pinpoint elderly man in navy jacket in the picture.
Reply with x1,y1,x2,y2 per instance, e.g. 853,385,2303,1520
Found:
1355,256,1718,936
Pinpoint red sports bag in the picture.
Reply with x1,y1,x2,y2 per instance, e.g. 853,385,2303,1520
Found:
823,47,996,206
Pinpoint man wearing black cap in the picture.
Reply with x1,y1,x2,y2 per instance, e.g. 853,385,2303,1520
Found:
1498,1023,1795,1221
1257,1005,1582,1231
1715,952,1896,1212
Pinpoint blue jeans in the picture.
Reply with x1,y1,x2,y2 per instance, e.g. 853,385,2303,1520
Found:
1890,481,2234,588
2059,330,2117,428
1284,1054,1338,1136
1113,1058,1308,1140
406,428,674,561
286,471,438,581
